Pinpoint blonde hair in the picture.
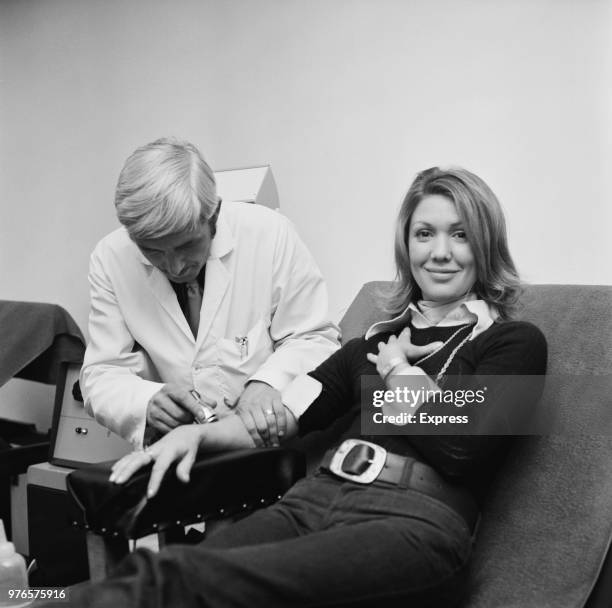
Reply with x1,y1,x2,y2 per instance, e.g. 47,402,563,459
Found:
388,167,522,320
115,137,218,240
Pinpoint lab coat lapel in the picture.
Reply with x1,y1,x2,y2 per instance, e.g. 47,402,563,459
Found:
148,268,194,342
196,208,234,348
196,258,230,348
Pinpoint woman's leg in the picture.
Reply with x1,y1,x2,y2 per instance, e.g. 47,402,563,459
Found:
66,481,473,608
202,474,339,549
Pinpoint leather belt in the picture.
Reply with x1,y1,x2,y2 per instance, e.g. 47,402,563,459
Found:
320,439,479,534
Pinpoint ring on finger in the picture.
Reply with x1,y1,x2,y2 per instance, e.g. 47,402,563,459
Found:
264,408,275,417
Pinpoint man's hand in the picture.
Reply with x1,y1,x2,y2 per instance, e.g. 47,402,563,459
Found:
146,383,217,435
234,381,286,447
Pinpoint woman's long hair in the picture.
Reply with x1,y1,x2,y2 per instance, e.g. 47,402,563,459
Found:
387,167,522,320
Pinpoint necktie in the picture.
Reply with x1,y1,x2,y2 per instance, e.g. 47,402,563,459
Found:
185,281,203,338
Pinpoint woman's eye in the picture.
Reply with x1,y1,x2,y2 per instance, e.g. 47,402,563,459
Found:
415,229,432,239
453,231,467,241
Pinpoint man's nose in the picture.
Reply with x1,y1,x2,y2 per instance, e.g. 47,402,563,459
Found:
164,253,186,276
430,235,452,261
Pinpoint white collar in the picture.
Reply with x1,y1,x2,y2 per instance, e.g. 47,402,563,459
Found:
207,206,234,259
365,298,499,341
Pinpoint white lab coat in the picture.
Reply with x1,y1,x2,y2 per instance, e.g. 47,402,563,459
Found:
81,201,340,448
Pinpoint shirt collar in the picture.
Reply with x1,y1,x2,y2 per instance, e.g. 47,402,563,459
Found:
208,205,234,259
365,298,499,341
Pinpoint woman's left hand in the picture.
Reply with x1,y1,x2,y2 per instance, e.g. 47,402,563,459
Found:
109,424,206,498
366,335,410,378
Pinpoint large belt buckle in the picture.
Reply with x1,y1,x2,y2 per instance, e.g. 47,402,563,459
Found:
328,439,387,484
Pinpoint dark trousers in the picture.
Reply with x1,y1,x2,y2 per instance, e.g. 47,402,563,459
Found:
70,472,473,607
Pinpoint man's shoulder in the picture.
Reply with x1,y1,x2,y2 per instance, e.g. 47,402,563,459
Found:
222,201,289,233
95,226,130,248
92,227,140,263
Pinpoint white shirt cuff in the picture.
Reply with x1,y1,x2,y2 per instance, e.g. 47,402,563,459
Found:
281,374,323,419
393,364,427,376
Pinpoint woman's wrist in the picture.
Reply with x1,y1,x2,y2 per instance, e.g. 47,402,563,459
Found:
384,362,416,388
197,414,256,451
390,363,414,375
380,356,408,380
196,422,211,450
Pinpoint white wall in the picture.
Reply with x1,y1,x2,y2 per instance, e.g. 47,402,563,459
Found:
1,0,611,429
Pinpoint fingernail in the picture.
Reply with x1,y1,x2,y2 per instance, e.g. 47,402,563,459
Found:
278,431,285,437
109,474,116,482
147,488,154,498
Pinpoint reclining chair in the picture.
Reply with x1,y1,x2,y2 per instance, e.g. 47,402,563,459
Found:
68,283,612,607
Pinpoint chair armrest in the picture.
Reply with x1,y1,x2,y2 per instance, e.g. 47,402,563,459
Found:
67,447,306,539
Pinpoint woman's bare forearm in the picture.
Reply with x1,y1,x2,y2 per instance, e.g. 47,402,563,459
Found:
199,408,298,451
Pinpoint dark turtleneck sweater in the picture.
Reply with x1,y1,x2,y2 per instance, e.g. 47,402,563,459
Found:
299,320,547,502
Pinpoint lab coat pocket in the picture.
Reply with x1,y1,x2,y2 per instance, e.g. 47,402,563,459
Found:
216,318,273,376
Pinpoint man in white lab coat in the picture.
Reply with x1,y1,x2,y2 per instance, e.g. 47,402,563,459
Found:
81,137,340,449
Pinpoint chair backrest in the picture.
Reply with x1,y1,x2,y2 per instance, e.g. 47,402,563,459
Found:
339,282,612,608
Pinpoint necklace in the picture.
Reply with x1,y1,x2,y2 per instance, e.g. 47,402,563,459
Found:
414,324,475,384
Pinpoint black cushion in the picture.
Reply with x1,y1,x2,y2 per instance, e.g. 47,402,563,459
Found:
67,447,305,538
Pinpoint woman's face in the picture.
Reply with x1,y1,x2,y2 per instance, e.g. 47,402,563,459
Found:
408,194,477,302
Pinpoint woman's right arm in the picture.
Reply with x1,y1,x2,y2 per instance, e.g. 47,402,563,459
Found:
109,411,299,497
108,339,361,495
285,338,362,435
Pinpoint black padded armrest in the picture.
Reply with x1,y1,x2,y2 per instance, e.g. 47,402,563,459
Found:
67,447,306,539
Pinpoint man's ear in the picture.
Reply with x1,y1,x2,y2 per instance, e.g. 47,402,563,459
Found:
207,198,222,239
